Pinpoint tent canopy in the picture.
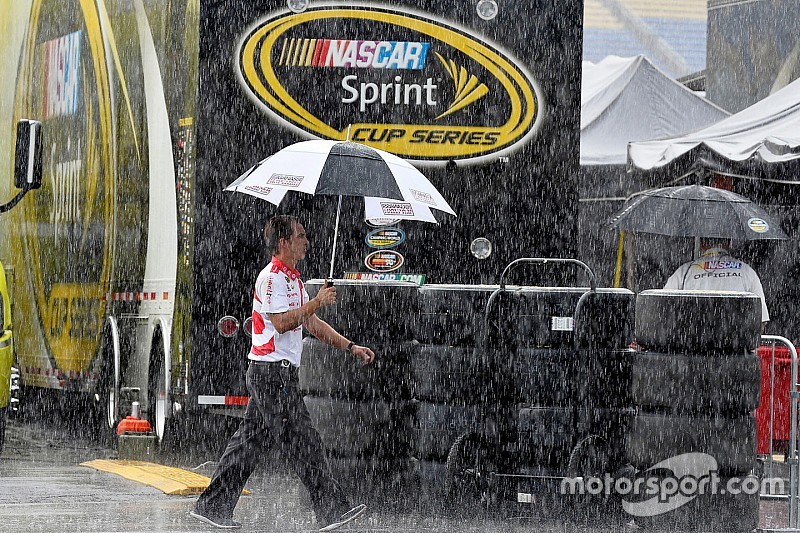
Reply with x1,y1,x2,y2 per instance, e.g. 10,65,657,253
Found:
628,76,800,183
581,55,728,166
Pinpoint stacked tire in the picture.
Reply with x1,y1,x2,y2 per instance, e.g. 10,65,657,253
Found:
626,289,762,532
301,280,418,502
411,285,496,501
508,288,636,471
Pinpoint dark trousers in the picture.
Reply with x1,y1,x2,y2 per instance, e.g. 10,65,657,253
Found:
196,362,350,523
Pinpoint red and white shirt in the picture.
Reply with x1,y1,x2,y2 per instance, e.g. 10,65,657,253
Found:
249,257,309,367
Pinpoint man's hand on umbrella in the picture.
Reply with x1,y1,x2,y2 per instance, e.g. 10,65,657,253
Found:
351,344,375,366
315,282,337,307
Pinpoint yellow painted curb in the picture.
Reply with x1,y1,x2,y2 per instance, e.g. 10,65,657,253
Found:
80,459,235,496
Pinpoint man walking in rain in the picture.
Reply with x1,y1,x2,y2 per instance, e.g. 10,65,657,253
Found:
191,215,373,531
664,237,769,327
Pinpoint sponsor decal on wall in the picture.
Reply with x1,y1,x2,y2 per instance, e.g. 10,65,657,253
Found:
364,250,404,272
344,272,425,285
365,227,405,249
237,6,540,162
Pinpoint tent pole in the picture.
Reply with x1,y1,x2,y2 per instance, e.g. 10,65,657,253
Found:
329,195,343,279
613,230,625,288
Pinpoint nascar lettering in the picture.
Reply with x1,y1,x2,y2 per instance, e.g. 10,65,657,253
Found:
702,261,743,270
278,39,430,69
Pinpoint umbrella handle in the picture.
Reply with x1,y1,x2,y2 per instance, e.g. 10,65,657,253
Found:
329,195,343,279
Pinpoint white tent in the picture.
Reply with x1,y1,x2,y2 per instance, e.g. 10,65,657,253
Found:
628,75,800,183
581,55,728,166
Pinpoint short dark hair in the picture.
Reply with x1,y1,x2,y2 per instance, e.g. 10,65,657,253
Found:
264,215,300,255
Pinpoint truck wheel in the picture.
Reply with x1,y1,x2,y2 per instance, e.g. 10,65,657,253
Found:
625,413,756,475
445,432,496,512
0,406,6,455
305,279,418,344
631,352,761,415
635,290,761,354
147,331,169,445
299,337,413,400
92,360,119,444
304,396,412,458
410,345,481,404
416,285,498,346
413,402,483,461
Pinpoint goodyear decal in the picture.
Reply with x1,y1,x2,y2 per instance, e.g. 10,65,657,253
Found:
364,250,404,272
365,227,405,249
748,217,769,233
237,7,540,162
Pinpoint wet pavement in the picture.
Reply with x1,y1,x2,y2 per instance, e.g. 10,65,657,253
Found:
0,410,791,533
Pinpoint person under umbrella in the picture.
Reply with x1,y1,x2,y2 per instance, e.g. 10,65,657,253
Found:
663,237,769,329
191,215,371,531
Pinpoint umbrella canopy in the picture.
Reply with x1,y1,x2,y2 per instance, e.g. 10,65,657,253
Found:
608,184,788,240
230,140,455,215
225,139,455,276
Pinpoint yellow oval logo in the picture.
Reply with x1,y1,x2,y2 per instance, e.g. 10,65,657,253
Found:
238,7,540,162
748,217,769,233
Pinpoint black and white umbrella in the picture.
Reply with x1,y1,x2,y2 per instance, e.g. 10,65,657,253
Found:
226,140,455,276
608,184,788,240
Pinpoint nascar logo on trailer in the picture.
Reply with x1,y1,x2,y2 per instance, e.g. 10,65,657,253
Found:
237,7,541,162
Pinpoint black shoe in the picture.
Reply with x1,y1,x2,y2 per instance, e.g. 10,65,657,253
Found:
319,504,367,532
189,507,242,529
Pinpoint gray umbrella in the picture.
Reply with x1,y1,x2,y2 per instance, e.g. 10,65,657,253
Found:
608,184,788,240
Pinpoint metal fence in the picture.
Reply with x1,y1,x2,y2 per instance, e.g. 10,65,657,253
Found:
759,335,799,531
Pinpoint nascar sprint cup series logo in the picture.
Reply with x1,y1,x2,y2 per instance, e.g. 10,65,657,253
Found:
237,7,540,162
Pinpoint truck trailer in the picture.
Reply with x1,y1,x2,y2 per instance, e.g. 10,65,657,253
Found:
0,0,583,444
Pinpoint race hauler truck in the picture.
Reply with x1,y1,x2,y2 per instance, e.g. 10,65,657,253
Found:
0,0,583,445
0,119,43,453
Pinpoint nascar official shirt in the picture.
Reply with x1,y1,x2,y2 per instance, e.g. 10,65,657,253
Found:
664,247,769,321
249,257,309,367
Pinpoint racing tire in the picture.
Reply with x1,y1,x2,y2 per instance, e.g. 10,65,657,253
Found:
517,406,577,467
304,396,413,459
635,290,762,355
572,289,635,349
512,348,580,407
305,279,418,345
625,413,756,475
502,287,588,349
627,474,760,532
413,402,483,461
410,345,483,404
416,285,498,346
631,352,761,415
299,338,414,401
